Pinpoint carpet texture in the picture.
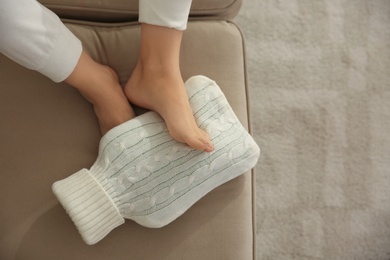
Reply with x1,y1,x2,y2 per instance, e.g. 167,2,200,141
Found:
235,1,390,259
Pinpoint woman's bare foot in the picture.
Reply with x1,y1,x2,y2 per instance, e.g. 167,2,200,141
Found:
65,51,135,135
125,63,214,152
86,67,135,135
124,24,213,152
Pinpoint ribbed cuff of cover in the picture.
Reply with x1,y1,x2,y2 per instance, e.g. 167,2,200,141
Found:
52,169,125,245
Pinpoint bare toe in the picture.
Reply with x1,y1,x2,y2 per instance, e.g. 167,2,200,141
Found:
170,125,214,152
185,136,214,152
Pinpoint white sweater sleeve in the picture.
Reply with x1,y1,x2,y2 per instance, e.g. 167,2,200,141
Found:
0,0,82,82
139,0,193,30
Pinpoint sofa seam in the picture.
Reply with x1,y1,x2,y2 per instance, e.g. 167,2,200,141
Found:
227,20,257,260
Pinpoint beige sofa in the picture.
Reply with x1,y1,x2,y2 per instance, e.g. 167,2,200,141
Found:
0,0,256,259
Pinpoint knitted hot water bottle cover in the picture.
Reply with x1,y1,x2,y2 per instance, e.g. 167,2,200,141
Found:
52,75,260,245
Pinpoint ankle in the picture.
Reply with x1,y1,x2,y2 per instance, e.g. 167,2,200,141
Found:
134,59,182,83
81,66,122,106
137,24,183,73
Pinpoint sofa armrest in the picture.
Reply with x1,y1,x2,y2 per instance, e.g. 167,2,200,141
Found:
38,0,242,22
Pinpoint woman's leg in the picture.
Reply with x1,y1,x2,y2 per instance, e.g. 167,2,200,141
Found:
125,0,214,152
0,0,134,135
65,51,135,135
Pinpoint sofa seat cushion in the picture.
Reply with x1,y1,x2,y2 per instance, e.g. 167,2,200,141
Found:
0,20,254,259
38,0,242,22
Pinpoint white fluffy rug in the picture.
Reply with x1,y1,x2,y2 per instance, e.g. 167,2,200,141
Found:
235,1,390,259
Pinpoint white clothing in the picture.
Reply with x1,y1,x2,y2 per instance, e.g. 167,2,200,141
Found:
0,0,192,82
0,0,82,82
139,0,192,31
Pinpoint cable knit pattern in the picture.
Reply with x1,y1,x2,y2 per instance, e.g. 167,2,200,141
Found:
52,75,260,245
